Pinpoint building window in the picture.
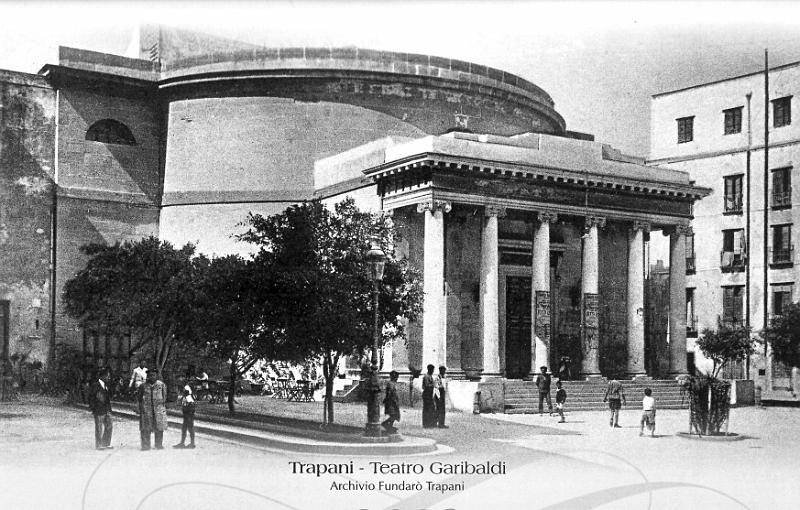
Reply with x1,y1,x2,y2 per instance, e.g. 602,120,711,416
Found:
771,283,793,320
85,119,137,145
772,167,792,209
770,224,793,266
685,233,696,274
686,288,697,337
721,285,744,328
721,229,746,272
723,106,743,135
773,96,792,128
723,174,743,214
677,116,694,143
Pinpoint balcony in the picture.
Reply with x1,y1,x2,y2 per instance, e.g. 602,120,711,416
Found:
724,193,743,214
686,315,698,337
770,245,794,267
718,316,745,329
720,250,746,272
772,188,792,209
686,255,696,274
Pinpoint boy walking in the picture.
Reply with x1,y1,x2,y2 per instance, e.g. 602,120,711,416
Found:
555,380,567,423
173,384,197,449
535,366,553,416
639,388,656,437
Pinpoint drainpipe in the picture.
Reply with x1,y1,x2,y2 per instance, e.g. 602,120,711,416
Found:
745,91,752,378
49,89,60,367
763,50,770,358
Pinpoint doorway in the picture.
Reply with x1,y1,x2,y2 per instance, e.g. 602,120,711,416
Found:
505,276,532,379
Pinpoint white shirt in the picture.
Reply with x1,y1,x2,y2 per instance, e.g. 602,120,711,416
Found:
129,366,147,388
642,395,655,411
98,379,106,390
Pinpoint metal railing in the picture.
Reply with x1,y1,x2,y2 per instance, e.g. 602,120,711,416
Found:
718,316,745,329
772,188,792,208
686,255,696,274
724,193,743,213
770,245,794,265
686,315,698,334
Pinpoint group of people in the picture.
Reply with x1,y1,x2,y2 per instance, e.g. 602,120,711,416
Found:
534,365,657,436
421,365,449,429
88,360,198,451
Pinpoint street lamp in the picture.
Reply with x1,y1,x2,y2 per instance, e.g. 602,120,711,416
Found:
364,237,386,437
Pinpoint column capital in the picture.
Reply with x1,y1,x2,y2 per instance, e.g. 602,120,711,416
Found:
536,211,558,224
585,216,606,229
416,200,452,214
675,224,694,237
631,220,651,233
484,205,507,218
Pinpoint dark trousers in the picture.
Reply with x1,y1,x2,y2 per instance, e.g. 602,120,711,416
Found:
435,390,446,427
538,391,552,414
93,413,112,448
422,389,436,428
140,429,164,450
180,408,195,445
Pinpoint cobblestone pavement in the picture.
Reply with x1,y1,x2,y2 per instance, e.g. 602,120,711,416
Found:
1,396,798,510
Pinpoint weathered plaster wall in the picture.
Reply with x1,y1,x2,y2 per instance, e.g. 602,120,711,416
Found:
0,71,55,364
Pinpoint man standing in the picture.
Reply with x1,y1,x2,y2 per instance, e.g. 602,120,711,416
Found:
603,378,626,428
129,360,148,392
434,366,449,429
89,367,114,450
138,369,168,450
535,365,553,416
421,364,436,428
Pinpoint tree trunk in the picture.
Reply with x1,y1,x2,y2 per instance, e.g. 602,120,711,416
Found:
228,361,237,415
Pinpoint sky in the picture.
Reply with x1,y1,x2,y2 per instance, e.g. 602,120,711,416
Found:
3,1,800,157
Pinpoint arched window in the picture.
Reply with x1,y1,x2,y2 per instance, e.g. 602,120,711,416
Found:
85,119,137,145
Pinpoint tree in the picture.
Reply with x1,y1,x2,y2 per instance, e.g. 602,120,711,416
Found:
192,254,272,414
63,236,198,374
696,326,757,378
239,199,422,424
763,302,800,369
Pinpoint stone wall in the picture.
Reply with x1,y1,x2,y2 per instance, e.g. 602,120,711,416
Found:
0,71,55,364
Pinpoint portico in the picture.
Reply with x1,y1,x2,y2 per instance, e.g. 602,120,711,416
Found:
317,131,709,382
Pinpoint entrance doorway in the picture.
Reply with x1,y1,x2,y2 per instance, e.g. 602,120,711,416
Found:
505,276,532,379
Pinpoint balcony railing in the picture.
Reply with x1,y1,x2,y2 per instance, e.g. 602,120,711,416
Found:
686,315,698,336
686,255,696,274
724,193,743,213
770,245,794,266
718,316,745,329
772,188,792,208
720,250,746,271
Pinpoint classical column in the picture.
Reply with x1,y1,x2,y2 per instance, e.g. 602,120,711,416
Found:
581,216,605,378
668,225,691,377
480,206,505,378
418,200,452,369
531,211,557,376
627,220,649,378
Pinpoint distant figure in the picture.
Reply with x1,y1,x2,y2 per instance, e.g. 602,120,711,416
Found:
535,366,553,416
421,364,436,428
557,356,572,381
639,388,656,437
196,368,209,390
174,384,197,449
89,367,114,450
603,378,626,428
128,360,148,390
435,366,449,429
138,369,168,450
381,370,401,434
555,380,567,423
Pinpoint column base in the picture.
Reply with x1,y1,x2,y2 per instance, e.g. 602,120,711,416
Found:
582,374,606,381
480,373,503,381
629,373,651,380
668,371,689,379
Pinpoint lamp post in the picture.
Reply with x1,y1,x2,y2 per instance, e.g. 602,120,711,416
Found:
364,238,386,437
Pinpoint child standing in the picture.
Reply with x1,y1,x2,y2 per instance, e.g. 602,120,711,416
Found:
555,380,567,423
381,370,401,434
173,384,196,449
639,388,656,437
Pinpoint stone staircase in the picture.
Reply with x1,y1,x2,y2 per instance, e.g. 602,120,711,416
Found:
503,379,688,414
332,378,361,403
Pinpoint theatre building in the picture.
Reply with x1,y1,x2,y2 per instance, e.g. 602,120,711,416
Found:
0,26,708,409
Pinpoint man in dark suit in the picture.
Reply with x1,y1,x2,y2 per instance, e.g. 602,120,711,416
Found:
89,366,114,450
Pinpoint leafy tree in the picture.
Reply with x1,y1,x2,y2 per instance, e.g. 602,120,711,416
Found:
192,254,272,414
239,199,422,424
63,236,198,374
696,326,757,378
763,302,800,369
